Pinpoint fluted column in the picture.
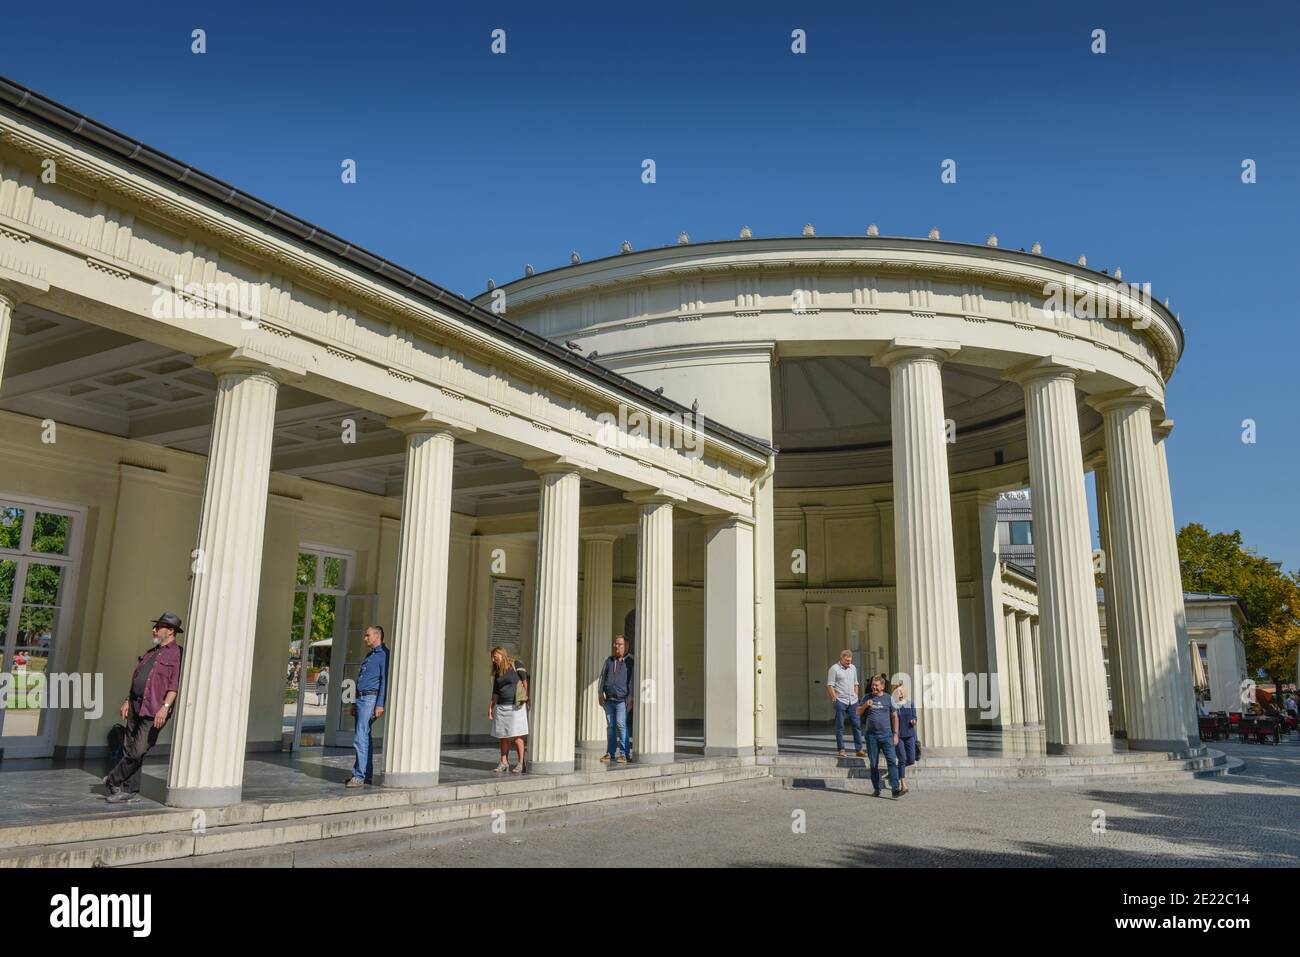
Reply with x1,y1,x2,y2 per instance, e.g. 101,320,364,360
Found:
1092,458,1128,738
0,292,14,391
705,515,755,756
381,416,461,787
1009,360,1112,755
875,341,967,756
1089,392,1188,752
526,463,583,773
1153,420,1201,748
579,533,619,751
1031,617,1046,719
1003,607,1024,727
629,492,678,763
979,495,1014,728
1016,611,1040,727
166,355,283,807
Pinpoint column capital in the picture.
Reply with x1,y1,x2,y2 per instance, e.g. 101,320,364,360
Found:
387,410,477,438
580,528,623,544
703,512,756,532
1014,609,1031,622
871,337,960,370
1153,417,1175,440
1086,387,1160,416
196,345,306,383
1083,449,1108,471
625,488,686,507
1002,354,1096,386
524,454,597,477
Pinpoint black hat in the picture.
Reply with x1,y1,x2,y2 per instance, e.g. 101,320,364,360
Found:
151,612,184,633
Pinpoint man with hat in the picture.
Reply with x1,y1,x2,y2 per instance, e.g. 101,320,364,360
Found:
104,612,184,803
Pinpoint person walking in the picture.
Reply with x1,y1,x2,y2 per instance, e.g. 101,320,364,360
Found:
826,650,863,758
893,682,917,794
103,612,184,804
345,626,387,788
856,674,902,798
598,635,634,763
489,646,529,773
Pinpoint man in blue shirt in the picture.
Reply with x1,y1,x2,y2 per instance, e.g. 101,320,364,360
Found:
347,625,388,788
855,674,902,798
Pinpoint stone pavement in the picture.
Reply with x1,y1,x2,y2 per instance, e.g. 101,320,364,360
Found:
288,739,1300,868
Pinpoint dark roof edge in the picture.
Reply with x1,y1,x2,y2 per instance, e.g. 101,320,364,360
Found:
0,75,776,460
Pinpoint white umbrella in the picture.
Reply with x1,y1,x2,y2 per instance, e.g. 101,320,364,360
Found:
1189,643,1208,692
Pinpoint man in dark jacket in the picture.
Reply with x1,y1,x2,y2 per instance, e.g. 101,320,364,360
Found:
598,635,634,763
104,613,184,803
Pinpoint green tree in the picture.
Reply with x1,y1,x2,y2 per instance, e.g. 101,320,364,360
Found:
1177,523,1300,683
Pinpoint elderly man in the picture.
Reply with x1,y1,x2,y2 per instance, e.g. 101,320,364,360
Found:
598,634,634,763
346,625,388,788
826,649,863,758
103,612,184,804
856,674,902,799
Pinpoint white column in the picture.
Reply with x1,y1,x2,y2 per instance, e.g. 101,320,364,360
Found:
629,493,678,763
978,494,1014,728
1090,392,1188,752
1153,420,1201,748
1032,617,1046,720
527,463,582,774
1003,607,1024,727
166,356,282,807
1017,612,1040,727
381,416,460,787
705,515,755,756
875,340,967,756
1009,360,1112,755
0,292,13,390
579,533,619,752
1092,458,1128,739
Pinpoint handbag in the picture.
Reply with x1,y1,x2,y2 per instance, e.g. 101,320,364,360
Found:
512,664,529,706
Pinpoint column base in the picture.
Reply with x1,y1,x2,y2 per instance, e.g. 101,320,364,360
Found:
577,740,607,753
382,770,440,788
634,751,675,765
1046,741,1115,757
1126,737,1191,754
704,745,751,758
919,745,967,758
530,759,576,775
165,784,242,808
1186,735,1202,750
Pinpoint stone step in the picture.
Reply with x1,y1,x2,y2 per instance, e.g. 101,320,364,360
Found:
0,763,769,868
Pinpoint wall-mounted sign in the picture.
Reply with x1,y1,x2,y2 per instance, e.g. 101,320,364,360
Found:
489,577,524,654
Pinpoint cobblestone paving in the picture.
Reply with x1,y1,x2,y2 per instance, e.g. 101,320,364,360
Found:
306,740,1300,868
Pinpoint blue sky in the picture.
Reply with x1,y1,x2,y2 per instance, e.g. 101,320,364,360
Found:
4,1,1297,569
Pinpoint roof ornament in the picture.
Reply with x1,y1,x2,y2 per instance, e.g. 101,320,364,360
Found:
486,278,496,290
570,251,582,264
866,224,879,237
620,240,632,254
739,225,753,239
1030,242,1042,255
525,263,535,276
1077,254,1087,266
927,227,941,240
677,231,690,245
802,223,815,236
1114,267,1122,280
986,234,998,247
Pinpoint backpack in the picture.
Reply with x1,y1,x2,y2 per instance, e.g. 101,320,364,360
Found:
107,723,127,767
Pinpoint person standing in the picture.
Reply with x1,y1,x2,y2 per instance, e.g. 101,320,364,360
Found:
598,635,634,763
346,626,388,788
893,682,917,794
103,613,184,804
489,646,529,773
826,650,863,758
315,665,329,707
856,674,902,798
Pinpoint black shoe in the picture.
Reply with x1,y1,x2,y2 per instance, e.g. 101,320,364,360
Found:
872,789,882,798
891,790,902,799
105,788,137,804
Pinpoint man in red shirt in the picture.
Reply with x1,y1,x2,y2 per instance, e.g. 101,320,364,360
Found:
104,612,184,803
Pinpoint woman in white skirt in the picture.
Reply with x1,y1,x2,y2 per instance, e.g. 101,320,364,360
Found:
489,646,529,773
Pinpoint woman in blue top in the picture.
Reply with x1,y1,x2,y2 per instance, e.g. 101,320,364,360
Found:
893,682,918,794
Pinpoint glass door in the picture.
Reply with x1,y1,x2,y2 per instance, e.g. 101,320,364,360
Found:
283,546,352,751
325,593,378,747
0,499,80,759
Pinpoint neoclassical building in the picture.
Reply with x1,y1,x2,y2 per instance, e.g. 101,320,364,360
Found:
0,78,1199,808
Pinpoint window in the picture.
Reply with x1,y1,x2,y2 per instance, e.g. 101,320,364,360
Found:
1009,521,1033,546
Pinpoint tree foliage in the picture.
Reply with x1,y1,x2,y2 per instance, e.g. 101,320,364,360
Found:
1177,523,1300,682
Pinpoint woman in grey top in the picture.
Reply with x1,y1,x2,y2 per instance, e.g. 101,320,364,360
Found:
489,646,529,773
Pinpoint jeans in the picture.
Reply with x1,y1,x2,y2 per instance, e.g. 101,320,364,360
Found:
352,694,378,782
896,735,917,779
833,699,863,752
866,730,900,793
604,698,630,757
